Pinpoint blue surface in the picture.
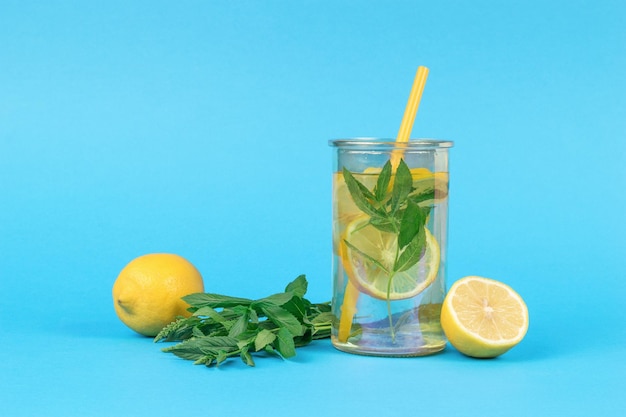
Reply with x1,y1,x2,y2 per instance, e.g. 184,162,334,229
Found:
1,1,625,416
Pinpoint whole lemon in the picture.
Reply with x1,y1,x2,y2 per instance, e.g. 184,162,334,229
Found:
112,253,204,336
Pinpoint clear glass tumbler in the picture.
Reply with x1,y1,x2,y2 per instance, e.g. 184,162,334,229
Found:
329,138,453,356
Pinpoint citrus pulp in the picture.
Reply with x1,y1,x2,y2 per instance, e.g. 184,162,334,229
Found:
340,216,440,301
440,276,529,358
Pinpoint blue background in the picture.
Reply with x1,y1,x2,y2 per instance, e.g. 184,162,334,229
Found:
1,1,624,416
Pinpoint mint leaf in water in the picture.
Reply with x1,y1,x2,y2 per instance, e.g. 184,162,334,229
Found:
342,157,434,283
342,167,383,218
374,160,392,201
397,199,423,250
394,226,426,272
390,159,413,214
343,159,430,266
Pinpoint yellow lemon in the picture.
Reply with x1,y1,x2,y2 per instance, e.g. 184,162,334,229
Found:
112,253,204,336
441,276,529,358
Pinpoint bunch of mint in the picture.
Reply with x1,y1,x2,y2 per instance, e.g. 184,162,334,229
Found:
154,275,332,367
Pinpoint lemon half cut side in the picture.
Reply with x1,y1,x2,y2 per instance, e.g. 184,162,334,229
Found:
441,276,529,358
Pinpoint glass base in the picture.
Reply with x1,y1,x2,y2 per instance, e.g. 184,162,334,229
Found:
331,336,447,357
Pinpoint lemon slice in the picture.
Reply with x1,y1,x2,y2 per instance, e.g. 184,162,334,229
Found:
340,216,440,300
332,171,380,254
410,167,433,178
441,276,529,358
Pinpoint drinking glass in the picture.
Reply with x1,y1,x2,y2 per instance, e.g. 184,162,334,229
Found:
329,138,453,356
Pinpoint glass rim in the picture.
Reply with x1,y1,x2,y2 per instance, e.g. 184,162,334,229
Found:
329,138,453,149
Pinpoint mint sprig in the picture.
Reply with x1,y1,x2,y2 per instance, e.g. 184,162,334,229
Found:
342,159,431,275
341,158,437,340
154,275,332,367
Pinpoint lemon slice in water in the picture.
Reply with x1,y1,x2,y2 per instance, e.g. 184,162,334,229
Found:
340,216,440,300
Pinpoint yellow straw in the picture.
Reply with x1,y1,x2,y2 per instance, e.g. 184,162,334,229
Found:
337,66,430,344
337,280,359,342
390,66,429,168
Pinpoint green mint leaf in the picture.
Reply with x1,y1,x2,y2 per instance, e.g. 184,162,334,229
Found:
193,305,226,322
294,327,313,347
192,327,205,338
374,160,392,201
391,159,413,213
236,329,259,347
285,274,308,298
342,167,382,218
261,304,304,336
394,226,426,273
355,176,376,200
198,336,239,350
156,275,332,369
163,336,240,365
310,311,334,325
220,319,236,331
249,308,259,323
254,329,277,351
264,344,278,356
408,178,436,205
311,301,331,313
310,311,333,339
369,215,398,233
227,309,250,338
215,350,229,366
282,296,310,320
397,200,424,250
423,205,432,217
274,327,296,358
240,346,255,367
343,239,390,274
253,291,295,308
161,338,216,361
236,328,259,350
409,175,449,204
194,356,213,367
182,293,253,309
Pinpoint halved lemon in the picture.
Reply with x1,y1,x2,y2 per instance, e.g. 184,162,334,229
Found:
340,216,440,300
441,276,529,358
